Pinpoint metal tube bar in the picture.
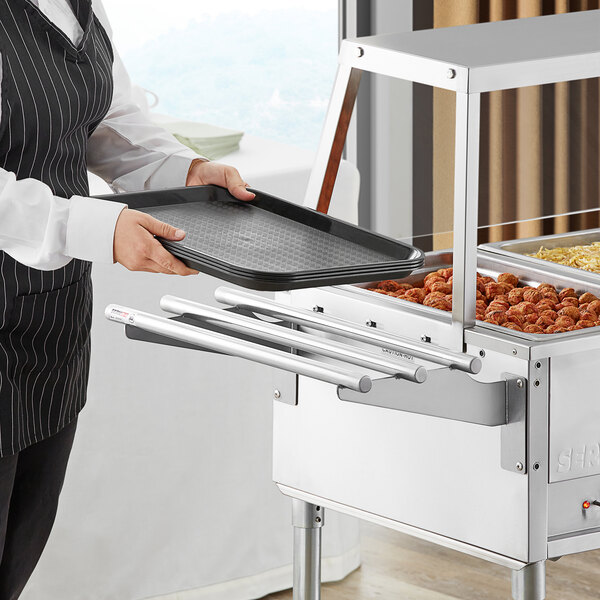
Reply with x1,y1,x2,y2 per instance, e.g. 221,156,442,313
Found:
105,305,372,393
511,562,546,600
160,296,427,383
451,91,481,353
292,500,324,600
214,287,482,374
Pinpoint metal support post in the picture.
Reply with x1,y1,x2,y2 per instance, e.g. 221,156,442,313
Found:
511,562,546,600
292,499,325,600
451,91,481,352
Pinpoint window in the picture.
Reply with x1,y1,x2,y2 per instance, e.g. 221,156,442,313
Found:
102,0,339,150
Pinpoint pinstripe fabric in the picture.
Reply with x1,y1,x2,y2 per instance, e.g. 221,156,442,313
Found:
0,0,113,456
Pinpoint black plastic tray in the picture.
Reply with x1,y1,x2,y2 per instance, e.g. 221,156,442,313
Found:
95,185,424,291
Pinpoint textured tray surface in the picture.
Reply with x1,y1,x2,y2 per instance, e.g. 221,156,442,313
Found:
143,199,406,274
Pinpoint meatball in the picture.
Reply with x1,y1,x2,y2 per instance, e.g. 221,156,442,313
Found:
588,300,600,315
546,325,567,334
558,306,580,321
541,290,559,304
559,287,578,301
538,283,556,293
576,320,597,329
476,279,487,295
524,324,544,334
539,309,558,321
423,292,445,306
370,288,393,296
525,313,539,325
517,301,537,315
536,299,556,313
424,276,445,292
487,299,510,312
480,276,495,285
506,313,524,326
498,273,519,287
555,315,576,329
430,281,452,295
580,292,598,304
502,322,523,331
536,314,555,328
562,297,579,307
476,299,488,312
404,288,427,303
579,309,597,322
507,288,525,306
485,310,508,325
476,289,486,302
485,282,506,300
437,268,453,280
523,289,542,304
376,280,402,292
425,297,452,311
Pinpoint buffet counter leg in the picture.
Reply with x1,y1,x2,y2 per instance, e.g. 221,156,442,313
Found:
292,499,324,600
511,561,546,600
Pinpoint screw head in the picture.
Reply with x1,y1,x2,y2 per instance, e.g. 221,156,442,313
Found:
512,348,518,355
516,462,524,471
366,320,377,328
447,68,456,79
535,361,542,369
516,379,524,388
421,334,430,343
274,390,281,399
355,46,364,58
479,349,486,358
315,517,322,523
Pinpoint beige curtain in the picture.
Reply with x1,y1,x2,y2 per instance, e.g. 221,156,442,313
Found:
432,0,600,247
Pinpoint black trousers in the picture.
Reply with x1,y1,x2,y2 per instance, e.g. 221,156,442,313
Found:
0,418,77,600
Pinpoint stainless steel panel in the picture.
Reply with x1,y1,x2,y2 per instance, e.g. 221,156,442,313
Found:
273,375,530,561
342,11,600,93
548,475,600,537
278,484,528,571
480,229,600,286
338,368,518,428
549,350,600,483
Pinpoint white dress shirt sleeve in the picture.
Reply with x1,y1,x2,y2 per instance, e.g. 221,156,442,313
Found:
0,0,203,271
87,0,202,193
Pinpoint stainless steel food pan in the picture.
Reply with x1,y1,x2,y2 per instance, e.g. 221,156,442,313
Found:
348,249,600,343
479,228,600,285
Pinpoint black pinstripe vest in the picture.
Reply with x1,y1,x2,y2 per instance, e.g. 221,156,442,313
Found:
0,0,114,455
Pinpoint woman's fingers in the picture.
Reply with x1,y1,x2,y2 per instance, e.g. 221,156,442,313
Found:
148,241,198,276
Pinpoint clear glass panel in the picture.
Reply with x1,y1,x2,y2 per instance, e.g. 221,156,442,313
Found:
478,78,600,241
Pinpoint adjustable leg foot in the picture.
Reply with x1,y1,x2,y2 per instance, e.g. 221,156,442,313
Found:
512,561,546,600
292,499,324,600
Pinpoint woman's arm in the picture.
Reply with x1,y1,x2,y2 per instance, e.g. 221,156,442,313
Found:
0,167,126,270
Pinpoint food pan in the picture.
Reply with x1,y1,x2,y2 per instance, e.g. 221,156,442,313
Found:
479,228,600,285
96,185,424,291
348,250,600,342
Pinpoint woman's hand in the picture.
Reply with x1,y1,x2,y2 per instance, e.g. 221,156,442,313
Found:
186,159,255,201
113,209,199,275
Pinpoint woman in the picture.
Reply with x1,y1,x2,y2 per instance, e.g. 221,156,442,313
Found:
0,0,253,597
